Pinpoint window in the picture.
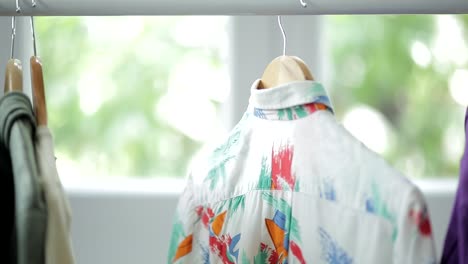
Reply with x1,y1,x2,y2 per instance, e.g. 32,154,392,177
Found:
35,15,466,179
36,16,229,178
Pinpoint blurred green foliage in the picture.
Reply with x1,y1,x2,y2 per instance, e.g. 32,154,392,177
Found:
327,15,468,177
36,16,466,178
36,17,224,177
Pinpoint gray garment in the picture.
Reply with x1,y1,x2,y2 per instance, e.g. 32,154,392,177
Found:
0,92,46,264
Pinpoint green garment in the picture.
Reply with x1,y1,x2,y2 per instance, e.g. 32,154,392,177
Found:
0,92,46,264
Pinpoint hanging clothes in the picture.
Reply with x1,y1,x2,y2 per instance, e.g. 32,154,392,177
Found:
0,99,16,264
35,126,76,264
441,108,468,264
168,80,437,264
0,92,47,264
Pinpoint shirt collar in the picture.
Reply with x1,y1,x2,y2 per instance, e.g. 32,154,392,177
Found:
248,79,333,120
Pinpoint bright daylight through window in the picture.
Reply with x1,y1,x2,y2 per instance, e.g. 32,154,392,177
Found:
37,16,230,179
36,15,467,179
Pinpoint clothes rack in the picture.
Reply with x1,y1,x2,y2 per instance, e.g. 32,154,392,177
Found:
0,0,467,16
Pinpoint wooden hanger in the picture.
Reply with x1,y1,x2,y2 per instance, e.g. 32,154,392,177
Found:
4,15,23,93
258,55,313,89
258,16,314,89
31,56,47,126
30,16,48,126
4,58,23,93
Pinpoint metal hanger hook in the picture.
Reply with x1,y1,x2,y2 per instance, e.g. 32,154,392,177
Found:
15,0,21,12
277,16,286,56
31,0,38,56
277,0,307,56
10,0,21,59
10,17,17,59
30,18,37,56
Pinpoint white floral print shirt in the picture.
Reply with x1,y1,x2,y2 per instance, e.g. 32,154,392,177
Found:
168,80,437,264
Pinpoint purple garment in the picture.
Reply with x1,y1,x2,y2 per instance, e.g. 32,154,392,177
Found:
441,108,468,264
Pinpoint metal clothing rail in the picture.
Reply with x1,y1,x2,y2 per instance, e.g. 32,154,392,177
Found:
0,0,467,15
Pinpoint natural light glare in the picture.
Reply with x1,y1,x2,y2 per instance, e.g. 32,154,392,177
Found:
433,15,468,66
37,16,229,178
155,54,225,142
343,105,391,154
411,41,432,68
84,17,145,45
443,124,464,164
55,151,114,179
55,154,81,179
167,56,230,103
156,93,218,142
449,69,468,106
172,17,228,48
78,67,116,115
166,53,230,102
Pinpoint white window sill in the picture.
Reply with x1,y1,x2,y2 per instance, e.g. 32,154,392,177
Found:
61,176,187,196
61,176,459,197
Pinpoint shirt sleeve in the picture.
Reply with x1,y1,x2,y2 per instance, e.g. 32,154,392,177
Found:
393,187,437,264
167,175,196,264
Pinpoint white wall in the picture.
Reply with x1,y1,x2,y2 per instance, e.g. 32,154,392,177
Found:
69,191,178,263
66,178,457,263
